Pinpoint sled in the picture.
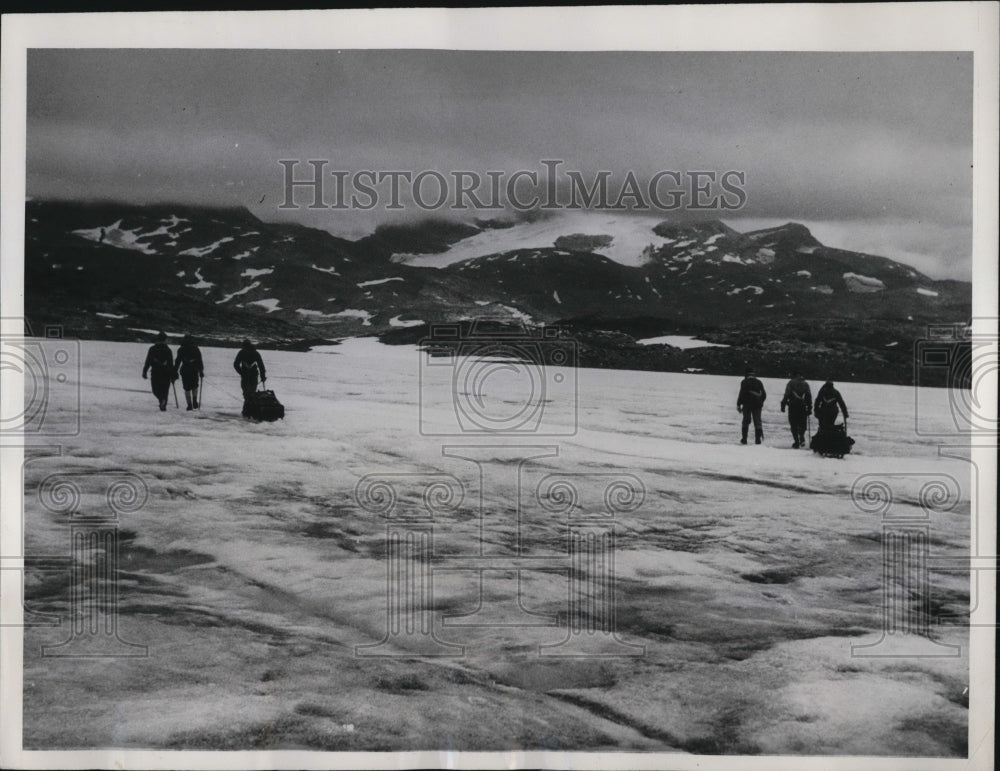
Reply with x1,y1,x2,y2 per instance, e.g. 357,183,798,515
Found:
243,388,285,421
810,422,854,458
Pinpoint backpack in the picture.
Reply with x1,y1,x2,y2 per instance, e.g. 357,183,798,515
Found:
238,355,260,376
150,345,173,372
816,394,839,413
789,385,809,403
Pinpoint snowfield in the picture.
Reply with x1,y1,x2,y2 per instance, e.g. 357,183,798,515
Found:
20,339,973,756
393,212,678,268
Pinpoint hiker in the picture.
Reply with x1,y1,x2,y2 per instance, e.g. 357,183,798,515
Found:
174,334,205,411
233,339,267,401
736,367,767,445
780,372,812,448
141,331,176,411
814,380,849,430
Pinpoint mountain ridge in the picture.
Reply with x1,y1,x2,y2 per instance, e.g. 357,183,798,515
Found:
23,199,970,384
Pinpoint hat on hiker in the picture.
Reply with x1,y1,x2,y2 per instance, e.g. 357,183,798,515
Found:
156,331,167,342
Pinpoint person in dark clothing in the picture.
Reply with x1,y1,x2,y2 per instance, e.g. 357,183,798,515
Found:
174,334,205,411
142,331,176,411
780,372,812,448
814,380,849,430
233,339,266,401
736,367,767,444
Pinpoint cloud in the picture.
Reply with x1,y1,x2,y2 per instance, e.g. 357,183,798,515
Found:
25,49,973,278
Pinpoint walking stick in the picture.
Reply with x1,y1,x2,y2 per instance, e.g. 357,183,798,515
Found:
198,374,204,409
171,379,179,408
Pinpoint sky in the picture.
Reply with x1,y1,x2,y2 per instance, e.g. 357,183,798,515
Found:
26,50,973,279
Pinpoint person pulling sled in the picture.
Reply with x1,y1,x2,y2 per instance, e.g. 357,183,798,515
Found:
174,335,205,411
780,372,812,448
810,380,855,458
736,367,767,445
234,339,266,401
142,331,176,411
233,339,283,421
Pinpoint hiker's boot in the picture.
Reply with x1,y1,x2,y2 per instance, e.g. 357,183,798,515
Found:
159,399,167,412
740,436,748,445
792,440,800,449
193,397,199,409
755,432,763,445
185,391,193,411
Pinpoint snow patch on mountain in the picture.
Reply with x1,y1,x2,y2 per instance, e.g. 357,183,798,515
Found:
241,268,274,279
394,212,674,268
179,237,235,257
843,272,886,293
553,290,562,304
637,335,730,349
72,220,158,255
500,305,533,324
128,327,182,337
216,281,261,305
185,268,214,291
389,315,425,328
96,312,127,319
916,287,939,297
357,277,404,288
331,309,373,325
248,298,281,313
728,285,764,296
310,264,340,276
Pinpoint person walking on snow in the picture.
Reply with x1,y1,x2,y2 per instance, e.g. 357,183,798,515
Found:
780,371,812,448
174,334,205,411
233,339,267,401
737,367,767,445
142,331,176,411
814,380,849,430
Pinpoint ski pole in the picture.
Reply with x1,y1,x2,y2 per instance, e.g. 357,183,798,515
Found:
199,374,204,409
171,379,179,408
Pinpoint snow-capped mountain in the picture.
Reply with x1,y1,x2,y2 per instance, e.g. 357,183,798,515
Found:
24,200,970,383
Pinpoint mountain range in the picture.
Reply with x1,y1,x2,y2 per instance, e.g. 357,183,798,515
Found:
23,199,970,384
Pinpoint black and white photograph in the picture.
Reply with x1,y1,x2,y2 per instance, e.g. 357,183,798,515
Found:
1,6,997,769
